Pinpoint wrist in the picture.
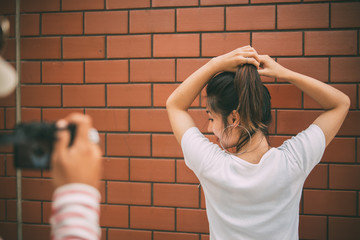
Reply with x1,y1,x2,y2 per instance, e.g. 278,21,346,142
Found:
208,57,223,74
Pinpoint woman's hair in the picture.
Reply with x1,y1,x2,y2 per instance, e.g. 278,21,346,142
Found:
206,64,272,151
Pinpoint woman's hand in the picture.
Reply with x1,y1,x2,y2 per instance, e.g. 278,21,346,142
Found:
257,55,289,79
210,46,260,72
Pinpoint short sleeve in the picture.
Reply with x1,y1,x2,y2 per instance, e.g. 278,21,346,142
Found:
278,124,326,175
181,127,224,175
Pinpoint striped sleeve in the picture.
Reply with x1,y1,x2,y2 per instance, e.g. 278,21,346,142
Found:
50,183,101,240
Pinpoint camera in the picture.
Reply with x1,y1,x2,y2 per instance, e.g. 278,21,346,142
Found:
0,122,76,169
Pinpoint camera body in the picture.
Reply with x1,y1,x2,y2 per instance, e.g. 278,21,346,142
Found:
0,122,76,169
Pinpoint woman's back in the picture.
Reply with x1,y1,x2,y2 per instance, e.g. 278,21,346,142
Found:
181,124,325,240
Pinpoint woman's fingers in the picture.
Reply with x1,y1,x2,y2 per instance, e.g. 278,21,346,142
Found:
54,119,70,154
243,57,260,69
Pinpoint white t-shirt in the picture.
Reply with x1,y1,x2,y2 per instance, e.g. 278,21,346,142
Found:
181,124,325,240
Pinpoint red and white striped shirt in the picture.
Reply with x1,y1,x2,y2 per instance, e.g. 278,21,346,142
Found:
50,183,101,240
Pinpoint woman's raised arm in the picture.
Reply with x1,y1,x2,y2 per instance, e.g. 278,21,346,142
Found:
258,55,350,147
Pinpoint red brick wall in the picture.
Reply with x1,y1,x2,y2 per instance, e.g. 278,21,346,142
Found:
0,0,359,239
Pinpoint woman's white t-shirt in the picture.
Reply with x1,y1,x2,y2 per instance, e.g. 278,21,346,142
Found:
181,124,326,240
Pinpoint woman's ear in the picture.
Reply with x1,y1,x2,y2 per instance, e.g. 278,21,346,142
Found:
227,110,240,126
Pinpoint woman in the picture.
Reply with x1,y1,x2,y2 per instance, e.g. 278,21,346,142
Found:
166,46,349,239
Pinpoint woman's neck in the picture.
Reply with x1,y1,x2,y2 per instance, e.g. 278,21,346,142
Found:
236,131,271,164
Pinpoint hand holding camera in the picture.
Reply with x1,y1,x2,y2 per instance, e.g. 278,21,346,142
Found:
51,113,102,189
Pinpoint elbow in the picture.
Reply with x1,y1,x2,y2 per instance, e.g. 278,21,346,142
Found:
166,94,174,111
342,94,351,111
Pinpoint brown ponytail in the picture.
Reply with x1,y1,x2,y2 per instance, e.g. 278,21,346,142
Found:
206,64,272,152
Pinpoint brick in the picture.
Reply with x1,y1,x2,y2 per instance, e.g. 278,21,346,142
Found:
322,138,355,163
299,215,327,240
63,85,105,107
130,158,175,182
177,160,199,183
7,200,41,223
62,0,104,10
42,108,84,122
107,35,151,58
107,84,151,107
5,155,16,176
130,206,175,231
200,186,206,209
21,85,61,107
338,112,360,136
0,109,4,129
329,165,360,190
201,0,247,5
227,6,275,30
85,109,128,132
107,0,150,9
102,158,128,180
100,205,128,228
0,223,16,240
304,84,357,109
277,110,321,135
2,38,15,61
0,0,15,14
277,58,328,82
152,0,198,7
0,156,4,175
130,109,170,132
358,139,360,163
278,3,328,29
107,134,150,156
305,31,357,56
303,190,356,216
23,225,51,240
130,9,175,33
303,164,328,189
0,177,16,198
108,229,151,240
42,13,83,35
152,134,183,157
153,34,200,57
22,178,53,200
202,33,250,57
5,108,15,129
177,59,210,82
154,183,199,208
21,61,41,83
85,60,128,83
9,14,40,37
253,32,302,56
108,182,151,205
21,37,61,59
177,208,209,233
42,201,51,224
331,2,360,28
329,217,360,239
22,108,41,122
130,59,175,82
201,235,210,240
177,7,224,32
63,36,105,59
85,11,127,34
266,84,302,108
330,57,360,83
21,0,60,12
252,0,300,3
0,200,4,219
42,61,83,84
154,232,199,240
